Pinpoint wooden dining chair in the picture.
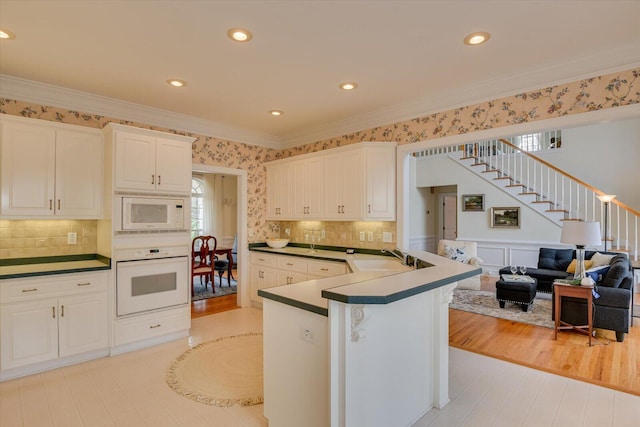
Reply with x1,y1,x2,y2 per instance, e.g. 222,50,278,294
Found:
191,236,231,297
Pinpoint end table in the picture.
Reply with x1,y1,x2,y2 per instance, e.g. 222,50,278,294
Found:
553,281,594,346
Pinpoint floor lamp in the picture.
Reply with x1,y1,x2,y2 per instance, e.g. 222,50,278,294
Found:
596,194,616,252
560,221,602,279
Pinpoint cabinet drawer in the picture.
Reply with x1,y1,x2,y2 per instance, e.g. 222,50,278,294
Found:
307,260,347,277
277,255,308,273
1,271,108,303
113,306,190,347
251,252,277,268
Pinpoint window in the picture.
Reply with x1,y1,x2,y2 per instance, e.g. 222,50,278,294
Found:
515,133,541,152
191,177,205,238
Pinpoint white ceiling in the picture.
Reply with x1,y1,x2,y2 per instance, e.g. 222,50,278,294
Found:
1,0,640,148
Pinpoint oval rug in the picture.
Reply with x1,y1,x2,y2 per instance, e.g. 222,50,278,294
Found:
166,332,263,407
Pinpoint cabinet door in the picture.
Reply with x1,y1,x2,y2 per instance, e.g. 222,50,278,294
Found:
292,157,324,219
58,293,108,358
324,150,363,220
0,299,58,370
114,131,156,191
304,157,324,218
249,264,278,302
155,137,192,194
266,163,292,219
0,121,56,215
365,146,396,220
277,270,308,285
55,129,103,217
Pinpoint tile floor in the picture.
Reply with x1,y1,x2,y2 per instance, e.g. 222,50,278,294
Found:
1,307,638,427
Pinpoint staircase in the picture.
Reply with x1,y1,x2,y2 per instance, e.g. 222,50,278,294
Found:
415,135,639,260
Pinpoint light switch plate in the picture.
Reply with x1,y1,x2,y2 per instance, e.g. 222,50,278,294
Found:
359,231,365,241
67,232,77,245
367,231,374,242
383,232,393,243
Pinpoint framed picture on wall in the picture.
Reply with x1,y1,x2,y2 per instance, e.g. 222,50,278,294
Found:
462,194,484,212
490,207,520,228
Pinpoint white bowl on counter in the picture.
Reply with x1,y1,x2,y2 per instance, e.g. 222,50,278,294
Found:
266,238,289,249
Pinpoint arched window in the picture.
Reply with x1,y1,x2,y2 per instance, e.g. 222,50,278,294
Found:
191,177,205,238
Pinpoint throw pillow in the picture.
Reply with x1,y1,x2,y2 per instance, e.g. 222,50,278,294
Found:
444,245,467,263
601,259,629,288
589,252,615,267
585,265,610,283
566,259,593,273
538,248,574,270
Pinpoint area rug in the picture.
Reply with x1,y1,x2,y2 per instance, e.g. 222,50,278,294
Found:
192,276,237,301
451,289,554,329
166,332,263,407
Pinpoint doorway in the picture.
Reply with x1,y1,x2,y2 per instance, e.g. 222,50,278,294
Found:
190,164,249,316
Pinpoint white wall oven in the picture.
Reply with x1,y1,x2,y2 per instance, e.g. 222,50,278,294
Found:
115,245,189,317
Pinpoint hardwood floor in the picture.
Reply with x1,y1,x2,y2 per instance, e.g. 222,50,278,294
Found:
450,275,640,396
191,268,240,318
191,272,640,396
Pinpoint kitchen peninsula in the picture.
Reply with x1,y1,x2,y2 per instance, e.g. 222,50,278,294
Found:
256,247,480,427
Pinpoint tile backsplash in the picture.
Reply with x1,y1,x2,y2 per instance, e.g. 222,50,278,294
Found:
0,220,98,259
275,221,397,250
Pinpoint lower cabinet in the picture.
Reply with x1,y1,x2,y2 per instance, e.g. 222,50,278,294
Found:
0,271,108,374
250,251,347,304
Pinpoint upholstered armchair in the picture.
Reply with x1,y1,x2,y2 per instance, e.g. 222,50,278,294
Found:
437,239,483,290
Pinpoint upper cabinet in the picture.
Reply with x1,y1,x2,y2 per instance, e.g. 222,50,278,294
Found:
266,162,293,218
291,156,324,219
266,142,396,221
105,123,194,194
0,115,103,218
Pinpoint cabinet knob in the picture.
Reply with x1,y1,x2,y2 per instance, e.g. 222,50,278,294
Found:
61,305,65,317
52,307,56,319
77,282,91,287
158,175,161,185
21,288,38,293
151,174,155,185
57,199,61,210
150,324,161,329
49,199,53,210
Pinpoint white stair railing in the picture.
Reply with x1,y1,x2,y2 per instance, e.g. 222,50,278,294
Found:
415,135,639,260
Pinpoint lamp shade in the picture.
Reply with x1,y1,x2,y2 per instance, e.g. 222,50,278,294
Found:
560,221,602,247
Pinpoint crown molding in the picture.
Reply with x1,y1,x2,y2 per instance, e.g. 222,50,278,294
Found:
0,74,285,150
280,42,640,148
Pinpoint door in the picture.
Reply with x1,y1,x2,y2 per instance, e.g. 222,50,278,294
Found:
114,131,156,191
0,122,56,215
58,293,109,357
0,299,58,369
442,194,457,240
55,129,103,217
155,137,192,193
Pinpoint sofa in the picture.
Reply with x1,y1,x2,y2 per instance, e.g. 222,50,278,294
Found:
501,248,633,342
437,239,483,290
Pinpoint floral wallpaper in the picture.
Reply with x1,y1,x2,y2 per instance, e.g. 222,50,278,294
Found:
1,67,638,247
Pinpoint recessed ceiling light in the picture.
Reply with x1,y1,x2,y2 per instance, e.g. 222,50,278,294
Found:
339,82,358,91
269,110,283,116
227,28,253,42
0,28,16,40
464,32,491,46
167,79,187,87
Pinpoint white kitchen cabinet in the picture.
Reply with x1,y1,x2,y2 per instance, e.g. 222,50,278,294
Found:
266,162,292,219
107,123,194,194
365,144,396,220
264,142,396,221
291,157,324,219
0,115,103,218
249,253,278,303
323,149,363,220
250,251,347,304
0,271,108,374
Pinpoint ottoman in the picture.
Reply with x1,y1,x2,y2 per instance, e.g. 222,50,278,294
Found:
495,276,537,312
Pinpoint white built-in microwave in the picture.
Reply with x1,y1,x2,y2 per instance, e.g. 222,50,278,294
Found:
120,196,187,231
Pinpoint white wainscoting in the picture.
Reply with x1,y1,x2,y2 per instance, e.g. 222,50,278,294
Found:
409,235,572,276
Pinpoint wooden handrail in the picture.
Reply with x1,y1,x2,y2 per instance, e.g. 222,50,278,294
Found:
497,138,640,217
